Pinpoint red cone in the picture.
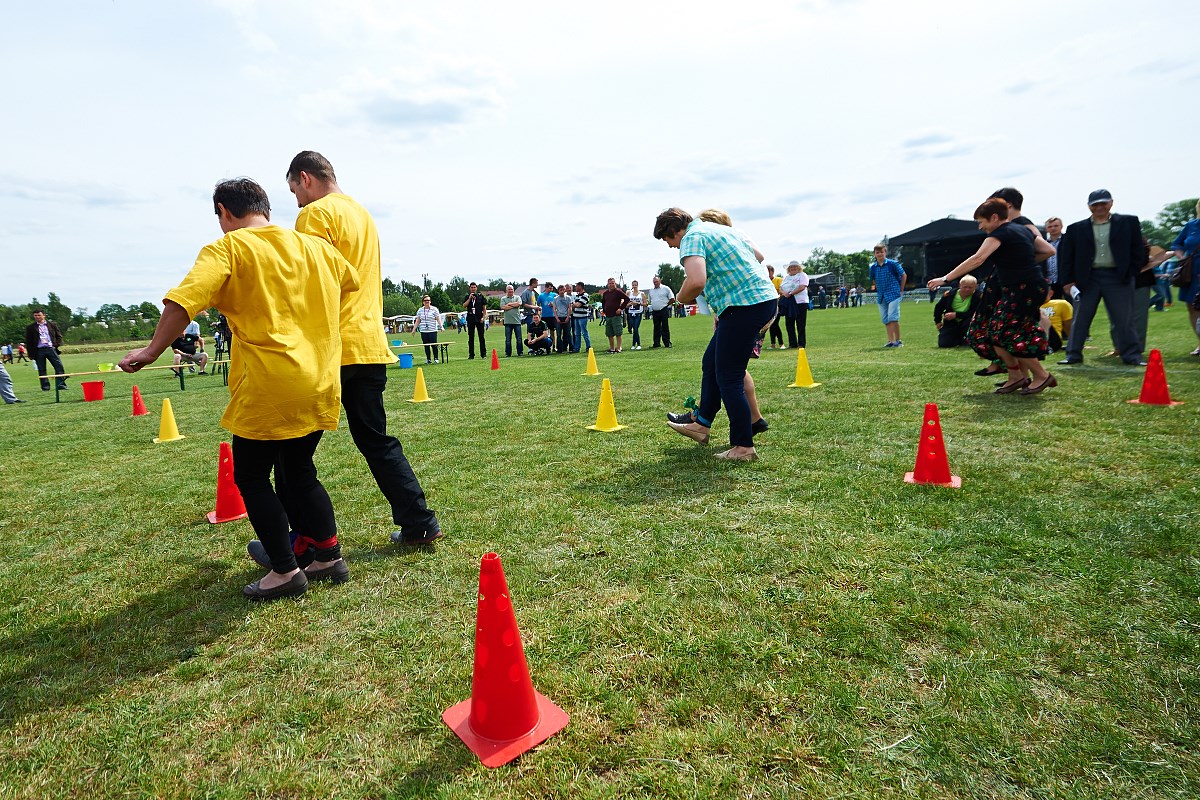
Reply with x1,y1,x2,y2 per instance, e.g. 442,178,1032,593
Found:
206,441,249,524
131,385,148,417
443,552,568,768
1128,349,1182,406
490,348,500,370
904,403,961,488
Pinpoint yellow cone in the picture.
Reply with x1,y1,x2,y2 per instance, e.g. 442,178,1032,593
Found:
407,367,432,403
153,398,185,443
583,347,601,376
787,347,822,389
587,378,627,432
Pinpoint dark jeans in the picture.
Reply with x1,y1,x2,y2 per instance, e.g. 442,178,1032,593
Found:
937,321,969,348
34,346,67,390
629,314,643,346
1065,270,1140,362
465,317,486,358
504,323,524,356
651,308,672,346
526,337,551,354
234,431,336,574
340,364,437,531
543,316,558,347
421,331,438,361
696,300,777,448
555,318,571,352
785,306,808,348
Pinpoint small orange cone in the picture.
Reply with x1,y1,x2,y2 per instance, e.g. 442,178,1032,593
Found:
443,553,569,768
408,367,432,403
903,403,961,488
583,347,601,376
131,385,148,417
490,349,500,370
207,441,248,524
153,398,185,443
1128,349,1182,406
586,378,626,432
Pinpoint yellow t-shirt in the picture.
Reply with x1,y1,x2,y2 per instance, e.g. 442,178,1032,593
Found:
164,226,360,440
296,193,395,365
772,275,783,296
1040,298,1073,335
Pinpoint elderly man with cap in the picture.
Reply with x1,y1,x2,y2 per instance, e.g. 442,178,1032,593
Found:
1057,189,1148,366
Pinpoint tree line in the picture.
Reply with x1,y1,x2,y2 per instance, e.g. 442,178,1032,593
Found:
0,293,163,347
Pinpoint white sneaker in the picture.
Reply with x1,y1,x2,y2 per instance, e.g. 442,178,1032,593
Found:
433,358,439,364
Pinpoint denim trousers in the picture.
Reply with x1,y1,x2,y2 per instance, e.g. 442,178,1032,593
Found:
34,346,67,389
572,317,591,352
696,299,777,447
504,323,524,356
629,314,643,346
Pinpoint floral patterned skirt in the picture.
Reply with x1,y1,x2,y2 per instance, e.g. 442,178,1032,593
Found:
965,279,1001,360
982,280,1049,360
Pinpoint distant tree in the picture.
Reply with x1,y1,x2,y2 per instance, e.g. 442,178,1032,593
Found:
655,262,685,291
45,292,74,331
803,247,851,283
484,278,509,292
382,294,416,317
95,303,127,322
845,250,873,286
446,275,471,300
428,287,452,312
1141,198,1199,246
381,277,400,296
138,301,161,320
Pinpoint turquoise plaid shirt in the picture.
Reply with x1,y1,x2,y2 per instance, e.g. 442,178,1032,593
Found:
870,258,906,303
678,220,777,316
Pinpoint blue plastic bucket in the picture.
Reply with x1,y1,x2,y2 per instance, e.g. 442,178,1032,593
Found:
397,353,414,369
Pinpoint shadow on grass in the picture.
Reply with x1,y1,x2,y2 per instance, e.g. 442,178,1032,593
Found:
0,560,241,729
383,734,478,794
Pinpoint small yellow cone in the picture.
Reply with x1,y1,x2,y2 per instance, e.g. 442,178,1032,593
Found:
407,367,432,403
587,378,626,432
583,347,601,376
153,398,185,443
787,347,822,389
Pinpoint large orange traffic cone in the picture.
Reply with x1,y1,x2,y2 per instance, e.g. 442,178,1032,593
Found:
408,367,432,403
903,403,960,488
490,349,500,370
787,347,821,388
583,347,601,376
1128,349,1182,406
153,398,185,443
207,441,248,524
443,553,569,768
131,385,148,417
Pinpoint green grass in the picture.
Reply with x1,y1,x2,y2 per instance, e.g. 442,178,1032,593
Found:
1,306,1198,799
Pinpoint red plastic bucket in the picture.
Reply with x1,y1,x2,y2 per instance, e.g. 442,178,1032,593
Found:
81,380,105,401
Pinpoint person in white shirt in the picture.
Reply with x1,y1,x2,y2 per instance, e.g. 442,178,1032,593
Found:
646,275,676,348
415,295,444,363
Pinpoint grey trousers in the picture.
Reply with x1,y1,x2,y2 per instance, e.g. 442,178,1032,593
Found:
0,363,17,404
1066,270,1141,363
1111,285,1151,355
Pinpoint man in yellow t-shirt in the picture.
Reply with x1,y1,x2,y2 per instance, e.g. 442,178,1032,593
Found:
119,178,359,601
281,151,442,551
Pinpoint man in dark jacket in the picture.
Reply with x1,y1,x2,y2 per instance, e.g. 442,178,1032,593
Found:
24,309,67,391
932,275,981,348
1057,189,1148,366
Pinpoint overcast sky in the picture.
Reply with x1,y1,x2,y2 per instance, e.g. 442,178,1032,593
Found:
1,0,1195,311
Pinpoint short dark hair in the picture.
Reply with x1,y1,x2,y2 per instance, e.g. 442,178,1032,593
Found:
974,198,1009,221
989,187,1023,210
654,207,693,240
213,178,271,219
31,308,45,315
286,151,337,183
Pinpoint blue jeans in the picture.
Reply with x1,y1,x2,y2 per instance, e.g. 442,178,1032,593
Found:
572,317,590,352
695,300,777,448
504,324,524,356
629,314,643,346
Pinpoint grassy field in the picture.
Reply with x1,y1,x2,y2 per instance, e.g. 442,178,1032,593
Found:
1,305,1198,799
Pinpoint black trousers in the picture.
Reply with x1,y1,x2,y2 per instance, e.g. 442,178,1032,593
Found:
465,317,486,358
234,431,336,574
34,346,67,389
421,331,438,361
785,306,807,348
652,308,672,346
340,364,437,532
937,321,969,348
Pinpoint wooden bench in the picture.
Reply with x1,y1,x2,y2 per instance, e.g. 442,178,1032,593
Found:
41,360,231,402
389,341,455,363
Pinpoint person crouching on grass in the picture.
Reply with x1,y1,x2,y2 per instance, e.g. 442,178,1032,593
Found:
927,198,1057,395
120,177,359,600
655,207,778,461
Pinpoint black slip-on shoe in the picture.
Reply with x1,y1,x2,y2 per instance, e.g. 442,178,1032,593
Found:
243,571,308,601
390,527,445,546
248,538,315,570
305,560,350,584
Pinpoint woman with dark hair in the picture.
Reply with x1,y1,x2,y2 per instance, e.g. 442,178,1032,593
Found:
928,198,1057,395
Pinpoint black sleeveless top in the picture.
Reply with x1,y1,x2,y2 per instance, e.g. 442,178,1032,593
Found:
985,222,1043,287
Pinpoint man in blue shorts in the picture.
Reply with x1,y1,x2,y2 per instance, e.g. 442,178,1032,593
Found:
870,244,907,347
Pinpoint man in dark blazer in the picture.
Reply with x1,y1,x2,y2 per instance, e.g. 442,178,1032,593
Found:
24,308,68,391
933,274,981,348
1057,189,1147,366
